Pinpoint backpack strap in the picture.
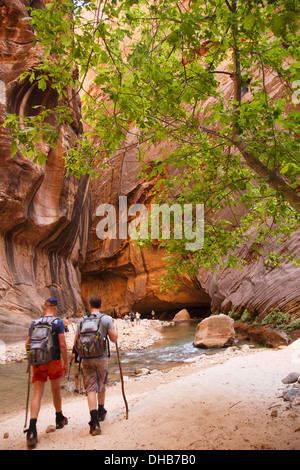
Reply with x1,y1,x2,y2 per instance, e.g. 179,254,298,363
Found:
98,313,110,357
34,316,58,324
86,313,110,356
32,316,58,332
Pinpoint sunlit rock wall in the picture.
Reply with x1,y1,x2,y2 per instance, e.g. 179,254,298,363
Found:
80,143,211,317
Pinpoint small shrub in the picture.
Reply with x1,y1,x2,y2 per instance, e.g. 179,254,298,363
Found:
228,310,241,321
261,310,291,329
228,308,254,323
286,318,300,330
241,309,252,322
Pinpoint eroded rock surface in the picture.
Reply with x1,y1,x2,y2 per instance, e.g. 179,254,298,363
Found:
0,1,299,344
0,0,91,342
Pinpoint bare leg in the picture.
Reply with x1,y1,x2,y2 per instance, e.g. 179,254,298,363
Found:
87,389,105,408
98,389,105,406
74,374,79,390
87,390,97,411
30,381,45,419
50,378,62,413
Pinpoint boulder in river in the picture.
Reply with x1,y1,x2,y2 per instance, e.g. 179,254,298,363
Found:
193,314,235,349
173,309,191,322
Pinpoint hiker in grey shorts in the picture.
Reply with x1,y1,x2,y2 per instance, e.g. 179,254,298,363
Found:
74,296,118,436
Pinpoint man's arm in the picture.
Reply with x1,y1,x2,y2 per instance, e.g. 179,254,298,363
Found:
107,327,118,343
58,333,68,376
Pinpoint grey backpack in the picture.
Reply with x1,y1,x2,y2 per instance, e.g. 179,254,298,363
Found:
75,314,106,359
27,317,58,366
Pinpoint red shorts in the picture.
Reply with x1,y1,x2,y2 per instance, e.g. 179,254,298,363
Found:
32,360,63,383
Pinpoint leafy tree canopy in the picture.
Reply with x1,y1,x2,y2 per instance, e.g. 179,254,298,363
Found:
5,0,300,286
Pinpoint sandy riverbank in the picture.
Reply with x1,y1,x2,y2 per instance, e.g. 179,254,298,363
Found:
0,324,300,450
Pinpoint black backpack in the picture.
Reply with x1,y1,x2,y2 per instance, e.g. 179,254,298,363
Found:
27,317,58,366
75,313,107,359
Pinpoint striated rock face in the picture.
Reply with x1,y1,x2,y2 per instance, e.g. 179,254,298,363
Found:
0,2,299,343
197,228,300,317
0,0,91,342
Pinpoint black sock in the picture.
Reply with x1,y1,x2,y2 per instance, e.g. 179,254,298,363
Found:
90,409,99,424
56,411,63,421
29,418,37,430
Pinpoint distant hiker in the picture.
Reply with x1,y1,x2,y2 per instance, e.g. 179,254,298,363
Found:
25,298,68,448
151,310,155,320
129,310,135,324
70,346,85,394
136,312,141,324
64,317,69,333
73,296,118,436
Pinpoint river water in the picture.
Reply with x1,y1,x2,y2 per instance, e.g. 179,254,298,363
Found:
0,321,219,419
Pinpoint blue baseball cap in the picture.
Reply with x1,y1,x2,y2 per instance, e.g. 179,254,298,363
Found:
45,298,58,307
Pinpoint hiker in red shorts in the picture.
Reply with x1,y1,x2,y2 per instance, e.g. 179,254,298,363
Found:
25,298,68,448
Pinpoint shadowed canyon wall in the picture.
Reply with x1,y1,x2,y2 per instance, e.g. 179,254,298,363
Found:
0,0,91,342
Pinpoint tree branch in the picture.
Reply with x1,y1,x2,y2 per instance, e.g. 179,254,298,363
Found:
234,139,300,214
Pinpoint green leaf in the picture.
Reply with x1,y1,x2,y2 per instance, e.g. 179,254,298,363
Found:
10,140,18,158
37,77,47,91
243,14,255,31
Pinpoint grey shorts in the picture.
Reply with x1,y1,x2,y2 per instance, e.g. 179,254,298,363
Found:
81,357,108,394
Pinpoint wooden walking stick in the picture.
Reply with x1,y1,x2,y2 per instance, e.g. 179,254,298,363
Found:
24,364,31,429
115,340,129,420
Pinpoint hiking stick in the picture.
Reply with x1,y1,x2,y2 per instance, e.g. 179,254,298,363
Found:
68,361,72,382
79,362,82,395
24,364,31,429
66,361,73,393
115,340,129,420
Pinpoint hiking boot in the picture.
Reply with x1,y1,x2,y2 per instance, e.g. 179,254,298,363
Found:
98,407,107,422
89,420,101,436
56,415,68,429
25,427,38,448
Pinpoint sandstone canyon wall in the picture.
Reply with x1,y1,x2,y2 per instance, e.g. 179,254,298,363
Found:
0,0,91,342
0,1,299,344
